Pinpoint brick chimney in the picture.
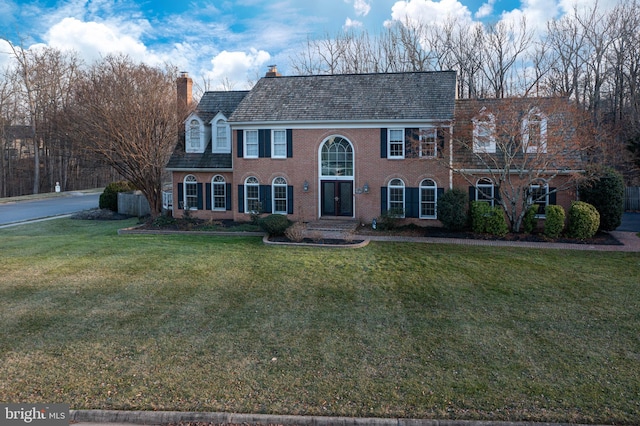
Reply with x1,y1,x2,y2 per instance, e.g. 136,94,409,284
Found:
176,71,193,112
265,65,281,78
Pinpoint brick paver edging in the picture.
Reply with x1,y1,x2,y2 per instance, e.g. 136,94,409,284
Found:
69,409,611,426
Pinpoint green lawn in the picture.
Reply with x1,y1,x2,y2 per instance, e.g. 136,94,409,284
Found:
1,218,639,424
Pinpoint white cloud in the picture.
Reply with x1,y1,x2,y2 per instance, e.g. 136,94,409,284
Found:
344,17,364,29
44,17,158,64
475,0,496,19
499,0,559,34
353,0,372,16
204,49,271,90
387,0,473,27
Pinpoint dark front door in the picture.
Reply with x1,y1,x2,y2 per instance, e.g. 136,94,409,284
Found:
321,180,353,216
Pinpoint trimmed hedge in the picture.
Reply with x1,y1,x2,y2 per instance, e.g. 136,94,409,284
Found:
437,188,468,230
471,201,508,237
258,214,292,236
544,205,565,239
567,201,600,239
522,204,539,234
99,181,136,211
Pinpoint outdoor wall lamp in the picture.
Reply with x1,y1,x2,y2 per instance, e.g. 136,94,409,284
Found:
363,183,369,193
303,180,309,192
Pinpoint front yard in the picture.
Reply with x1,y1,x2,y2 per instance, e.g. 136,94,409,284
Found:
1,218,639,424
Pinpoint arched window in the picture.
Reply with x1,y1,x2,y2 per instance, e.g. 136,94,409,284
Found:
321,136,353,177
528,180,549,217
523,109,547,153
272,177,288,214
472,109,496,153
214,119,230,153
420,179,437,219
244,176,260,213
184,175,198,210
212,175,226,210
476,178,495,206
388,178,405,217
188,119,201,151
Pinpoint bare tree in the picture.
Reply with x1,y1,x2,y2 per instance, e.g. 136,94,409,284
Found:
73,55,188,217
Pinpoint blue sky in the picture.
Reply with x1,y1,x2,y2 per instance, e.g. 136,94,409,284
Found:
0,0,616,90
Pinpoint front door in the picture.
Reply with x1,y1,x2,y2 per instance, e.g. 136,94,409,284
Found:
321,180,353,216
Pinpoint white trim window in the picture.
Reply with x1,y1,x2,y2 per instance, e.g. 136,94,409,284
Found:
244,176,260,213
184,175,198,210
212,175,226,210
522,109,547,153
214,119,230,153
272,129,287,158
244,130,259,158
419,128,437,158
388,129,405,159
272,176,288,214
388,178,405,217
472,110,496,153
420,179,437,219
476,178,495,206
187,119,202,152
529,182,549,217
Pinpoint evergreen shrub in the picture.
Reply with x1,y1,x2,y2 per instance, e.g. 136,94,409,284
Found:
567,201,600,239
579,166,625,231
437,189,468,230
258,214,292,236
521,204,539,234
544,205,565,239
471,201,508,236
99,181,136,211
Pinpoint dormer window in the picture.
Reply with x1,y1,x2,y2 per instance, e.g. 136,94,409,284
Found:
187,119,203,153
214,118,230,153
473,109,496,153
522,108,547,153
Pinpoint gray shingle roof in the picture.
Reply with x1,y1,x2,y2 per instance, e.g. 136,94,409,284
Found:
229,71,456,123
166,141,232,170
194,91,249,122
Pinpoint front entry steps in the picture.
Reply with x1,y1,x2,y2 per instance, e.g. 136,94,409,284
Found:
304,220,359,239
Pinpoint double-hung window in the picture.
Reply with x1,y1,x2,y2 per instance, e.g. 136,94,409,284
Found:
523,109,547,153
272,177,288,214
245,177,260,213
419,128,437,158
244,130,259,158
476,178,495,206
388,129,404,159
212,175,226,210
473,111,496,153
529,182,549,217
184,175,198,210
188,120,201,152
420,179,437,219
272,130,287,158
388,179,405,217
214,119,229,153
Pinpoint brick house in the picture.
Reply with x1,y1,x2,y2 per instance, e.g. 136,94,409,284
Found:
166,70,583,226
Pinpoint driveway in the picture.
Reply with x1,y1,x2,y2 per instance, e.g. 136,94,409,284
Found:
617,212,640,232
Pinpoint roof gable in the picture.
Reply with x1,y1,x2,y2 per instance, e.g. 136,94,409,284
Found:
229,71,456,123
194,91,249,123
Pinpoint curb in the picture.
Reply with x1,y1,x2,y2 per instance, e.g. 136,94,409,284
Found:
69,410,609,426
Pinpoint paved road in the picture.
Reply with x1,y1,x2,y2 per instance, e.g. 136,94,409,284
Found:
618,212,640,232
0,192,100,226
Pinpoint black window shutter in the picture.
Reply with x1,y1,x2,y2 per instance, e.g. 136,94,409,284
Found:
405,128,419,158
177,183,184,210
226,183,232,211
286,129,293,158
258,129,271,158
469,186,476,202
259,185,271,213
237,130,243,157
437,128,446,155
381,187,388,214
380,128,387,158
406,187,419,218
495,186,501,201
196,183,204,210
287,186,294,214
549,187,557,205
238,185,244,213
205,183,212,210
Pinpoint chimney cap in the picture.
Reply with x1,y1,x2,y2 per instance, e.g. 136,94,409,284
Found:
179,71,190,78
266,65,281,77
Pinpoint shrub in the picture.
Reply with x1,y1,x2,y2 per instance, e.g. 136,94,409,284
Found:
544,205,565,239
579,166,625,231
437,188,468,230
258,214,291,236
567,201,600,239
99,181,136,211
376,208,404,231
284,222,306,242
521,204,539,234
471,201,508,236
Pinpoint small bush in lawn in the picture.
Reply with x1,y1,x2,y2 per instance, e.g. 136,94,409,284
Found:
437,188,468,230
567,201,600,239
544,205,565,239
376,208,404,231
258,214,291,236
471,201,508,236
99,181,136,211
521,204,539,234
579,166,625,231
285,222,306,242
